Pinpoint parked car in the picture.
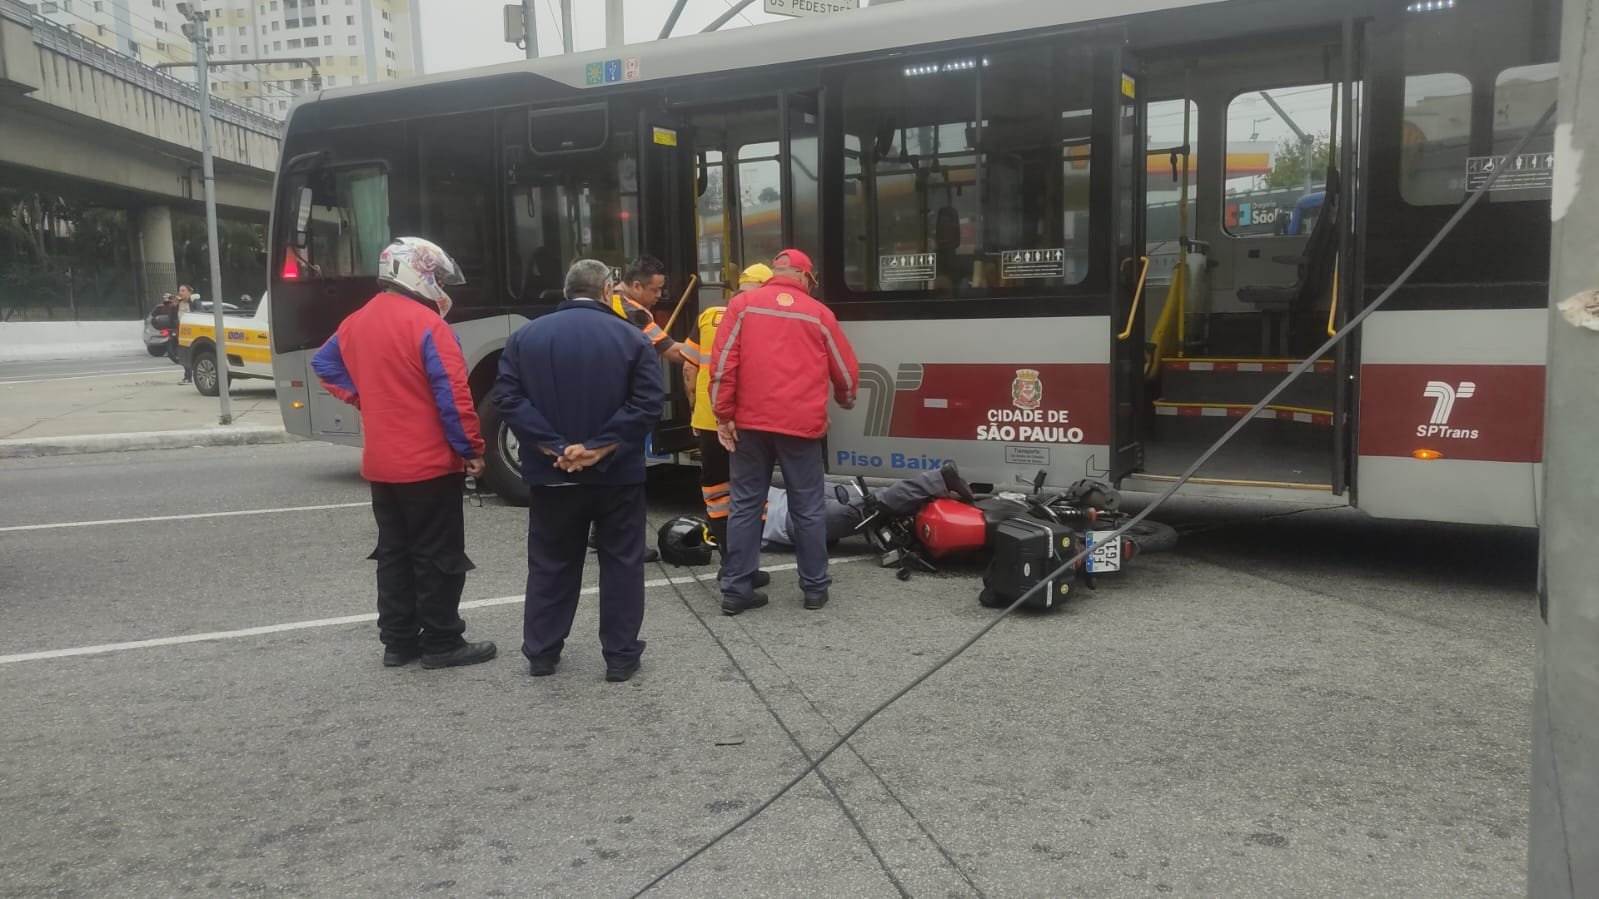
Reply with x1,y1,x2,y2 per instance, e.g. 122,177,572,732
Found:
142,306,174,356
178,290,273,396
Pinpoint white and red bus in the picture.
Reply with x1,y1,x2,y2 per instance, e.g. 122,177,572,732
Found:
270,0,1556,526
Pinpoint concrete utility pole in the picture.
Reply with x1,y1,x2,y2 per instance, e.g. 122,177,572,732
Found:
560,0,574,54
608,0,625,47
1529,0,1599,894
522,0,540,59
176,1,231,424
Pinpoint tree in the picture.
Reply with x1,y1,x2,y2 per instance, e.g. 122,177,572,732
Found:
757,186,781,205
1265,133,1335,191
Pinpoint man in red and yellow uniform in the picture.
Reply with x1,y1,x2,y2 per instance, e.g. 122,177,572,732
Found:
711,250,859,616
682,263,772,588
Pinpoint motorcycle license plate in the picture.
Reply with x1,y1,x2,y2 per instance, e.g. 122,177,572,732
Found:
1085,532,1122,573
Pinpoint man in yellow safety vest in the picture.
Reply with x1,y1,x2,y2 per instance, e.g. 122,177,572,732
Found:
682,263,773,587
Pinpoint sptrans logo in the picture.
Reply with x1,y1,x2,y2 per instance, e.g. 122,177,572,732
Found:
1418,380,1479,439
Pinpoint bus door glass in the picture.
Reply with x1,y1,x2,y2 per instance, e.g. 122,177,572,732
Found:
782,91,822,257
1110,59,1148,481
504,103,639,306
636,106,699,453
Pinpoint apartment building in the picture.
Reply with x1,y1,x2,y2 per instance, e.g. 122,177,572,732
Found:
30,0,422,116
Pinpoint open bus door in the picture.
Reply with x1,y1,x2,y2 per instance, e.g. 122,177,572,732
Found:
1109,57,1148,482
637,107,698,455
1331,18,1366,497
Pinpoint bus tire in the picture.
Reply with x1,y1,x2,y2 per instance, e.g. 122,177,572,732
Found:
192,347,220,397
477,398,530,506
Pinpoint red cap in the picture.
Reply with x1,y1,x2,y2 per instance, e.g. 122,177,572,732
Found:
773,249,814,275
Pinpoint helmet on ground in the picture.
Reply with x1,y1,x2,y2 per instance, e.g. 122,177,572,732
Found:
658,516,715,566
377,236,465,315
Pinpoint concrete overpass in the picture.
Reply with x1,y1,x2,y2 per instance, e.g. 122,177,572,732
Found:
0,0,282,300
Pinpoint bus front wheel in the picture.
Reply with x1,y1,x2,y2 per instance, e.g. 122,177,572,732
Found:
477,399,530,506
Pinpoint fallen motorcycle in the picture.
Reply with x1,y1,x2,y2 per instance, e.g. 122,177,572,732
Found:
853,468,1176,608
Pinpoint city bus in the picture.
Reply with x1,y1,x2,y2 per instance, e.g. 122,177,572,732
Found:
269,0,1556,526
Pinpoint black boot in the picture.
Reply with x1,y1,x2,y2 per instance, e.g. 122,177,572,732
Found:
709,517,769,588
941,462,977,503
421,640,497,669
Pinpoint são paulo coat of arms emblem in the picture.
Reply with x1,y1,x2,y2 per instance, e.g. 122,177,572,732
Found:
1011,369,1043,410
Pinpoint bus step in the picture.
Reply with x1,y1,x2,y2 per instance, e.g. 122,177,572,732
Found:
1157,358,1335,409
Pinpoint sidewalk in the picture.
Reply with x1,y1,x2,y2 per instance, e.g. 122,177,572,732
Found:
0,368,291,458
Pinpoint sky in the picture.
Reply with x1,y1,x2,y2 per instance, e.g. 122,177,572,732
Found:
417,0,818,74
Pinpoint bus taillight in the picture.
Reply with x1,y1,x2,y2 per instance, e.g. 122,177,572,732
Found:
282,250,300,280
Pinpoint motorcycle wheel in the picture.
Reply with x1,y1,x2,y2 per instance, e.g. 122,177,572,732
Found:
1120,520,1178,554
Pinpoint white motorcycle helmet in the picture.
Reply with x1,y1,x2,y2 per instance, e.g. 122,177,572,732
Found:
377,236,465,318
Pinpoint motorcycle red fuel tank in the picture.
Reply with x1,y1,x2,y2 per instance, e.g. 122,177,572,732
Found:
915,498,990,558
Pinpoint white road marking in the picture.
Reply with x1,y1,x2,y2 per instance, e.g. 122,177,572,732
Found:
0,501,371,534
0,368,173,385
0,561,854,665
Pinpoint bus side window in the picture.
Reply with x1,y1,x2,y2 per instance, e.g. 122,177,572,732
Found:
503,112,641,304
839,41,1095,297
417,112,497,303
303,165,389,278
1399,73,1472,207
1489,63,1557,205
1222,85,1338,239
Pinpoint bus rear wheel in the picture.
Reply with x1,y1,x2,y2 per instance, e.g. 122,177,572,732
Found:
477,398,529,506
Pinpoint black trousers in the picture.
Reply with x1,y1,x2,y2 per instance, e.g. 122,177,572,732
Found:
523,482,647,667
369,474,472,654
166,337,190,378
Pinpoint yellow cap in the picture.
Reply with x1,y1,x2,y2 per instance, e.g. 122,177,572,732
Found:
738,263,774,287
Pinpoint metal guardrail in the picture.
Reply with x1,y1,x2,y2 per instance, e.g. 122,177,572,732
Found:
1,0,283,138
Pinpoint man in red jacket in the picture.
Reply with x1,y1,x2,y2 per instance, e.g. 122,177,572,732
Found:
312,236,497,670
710,249,859,615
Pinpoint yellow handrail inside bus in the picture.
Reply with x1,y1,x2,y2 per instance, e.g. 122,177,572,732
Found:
1118,256,1151,341
1145,261,1185,380
1327,254,1340,337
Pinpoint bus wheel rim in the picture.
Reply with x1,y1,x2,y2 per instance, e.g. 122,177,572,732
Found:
499,422,519,472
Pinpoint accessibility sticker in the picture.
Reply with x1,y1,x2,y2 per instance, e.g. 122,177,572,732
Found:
880,253,936,284
1467,153,1554,191
1001,248,1068,280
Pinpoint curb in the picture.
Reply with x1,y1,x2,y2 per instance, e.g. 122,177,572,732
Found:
0,426,296,460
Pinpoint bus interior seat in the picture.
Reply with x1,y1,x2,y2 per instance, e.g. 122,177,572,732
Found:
1235,166,1340,356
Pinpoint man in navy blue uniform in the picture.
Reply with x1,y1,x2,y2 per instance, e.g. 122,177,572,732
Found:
494,259,665,683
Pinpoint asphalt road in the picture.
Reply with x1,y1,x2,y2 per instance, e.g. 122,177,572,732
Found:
0,353,173,384
0,443,1538,897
